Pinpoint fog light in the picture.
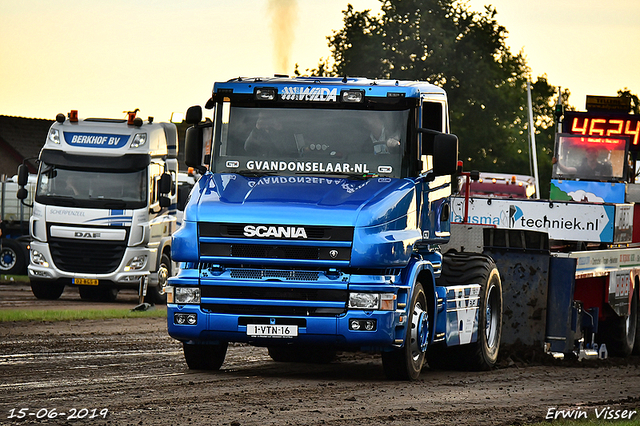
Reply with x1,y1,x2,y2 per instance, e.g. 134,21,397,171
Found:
174,313,197,325
349,319,377,331
175,287,201,304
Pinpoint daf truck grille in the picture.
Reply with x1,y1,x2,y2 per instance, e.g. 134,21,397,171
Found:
48,238,126,274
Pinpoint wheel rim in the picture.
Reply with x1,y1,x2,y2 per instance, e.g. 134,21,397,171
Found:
485,284,499,349
1,249,16,270
410,301,429,361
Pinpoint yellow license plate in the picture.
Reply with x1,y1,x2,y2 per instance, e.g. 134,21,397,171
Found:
74,278,99,286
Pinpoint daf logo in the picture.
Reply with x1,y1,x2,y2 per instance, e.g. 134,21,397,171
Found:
329,250,339,259
243,225,308,239
74,232,101,238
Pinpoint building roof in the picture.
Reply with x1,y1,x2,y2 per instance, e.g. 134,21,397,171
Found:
0,115,52,178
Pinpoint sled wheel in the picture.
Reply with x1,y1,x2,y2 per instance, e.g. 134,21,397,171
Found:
600,283,638,357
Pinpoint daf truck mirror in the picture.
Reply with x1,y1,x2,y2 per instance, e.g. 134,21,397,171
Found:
159,195,170,208
185,105,202,125
158,173,172,194
16,186,28,201
432,133,458,176
17,164,29,186
184,126,203,168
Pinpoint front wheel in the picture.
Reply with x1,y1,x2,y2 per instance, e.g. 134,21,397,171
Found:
30,281,65,300
183,342,228,370
382,282,428,380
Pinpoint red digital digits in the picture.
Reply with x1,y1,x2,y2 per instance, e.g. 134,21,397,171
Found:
571,117,640,146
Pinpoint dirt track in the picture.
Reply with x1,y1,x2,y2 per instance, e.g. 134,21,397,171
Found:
1,282,640,425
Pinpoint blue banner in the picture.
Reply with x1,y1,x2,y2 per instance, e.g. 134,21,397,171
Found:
64,132,130,148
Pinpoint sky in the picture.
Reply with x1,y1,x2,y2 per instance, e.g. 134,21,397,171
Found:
1,0,639,122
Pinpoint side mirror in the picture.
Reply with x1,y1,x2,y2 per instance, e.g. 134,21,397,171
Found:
185,105,202,125
17,187,28,201
158,173,172,194
184,126,204,168
432,133,458,176
159,195,170,208
17,164,29,186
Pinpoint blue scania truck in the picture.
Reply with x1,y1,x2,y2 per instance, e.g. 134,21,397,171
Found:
166,76,503,380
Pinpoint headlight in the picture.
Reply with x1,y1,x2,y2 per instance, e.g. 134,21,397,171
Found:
348,292,396,310
130,133,147,148
31,250,49,267
124,255,147,271
48,129,60,144
174,287,201,304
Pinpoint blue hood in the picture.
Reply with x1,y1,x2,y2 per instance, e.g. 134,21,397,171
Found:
185,173,417,228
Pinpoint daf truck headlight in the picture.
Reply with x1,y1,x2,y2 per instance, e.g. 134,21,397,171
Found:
124,255,147,271
48,129,60,144
130,133,147,148
31,250,49,267
174,287,201,304
348,292,396,310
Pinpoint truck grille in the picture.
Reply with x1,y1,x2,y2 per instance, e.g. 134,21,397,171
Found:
49,238,126,274
200,285,347,317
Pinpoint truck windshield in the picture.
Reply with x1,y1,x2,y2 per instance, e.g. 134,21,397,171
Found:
35,163,147,209
553,135,627,182
212,106,409,178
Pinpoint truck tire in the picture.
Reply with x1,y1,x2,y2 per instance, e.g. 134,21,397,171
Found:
633,285,640,356
145,253,170,305
599,285,638,357
267,346,337,364
0,239,25,275
382,281,428,380
428,253,502,371
183,342,228,370
78,286,118,302
30,281,65,300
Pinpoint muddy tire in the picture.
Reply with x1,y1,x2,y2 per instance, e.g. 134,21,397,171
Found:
382,282,428,380
183,342,228,370
428,252,502,371
30,281,65,300
78,286,118,302
600,284,638,357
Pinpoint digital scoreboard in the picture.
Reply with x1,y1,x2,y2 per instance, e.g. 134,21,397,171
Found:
563,111,640,150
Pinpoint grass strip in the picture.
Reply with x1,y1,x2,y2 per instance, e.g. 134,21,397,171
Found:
0,307,166,322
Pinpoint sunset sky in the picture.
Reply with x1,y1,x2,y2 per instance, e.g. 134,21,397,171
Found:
1,0,638,121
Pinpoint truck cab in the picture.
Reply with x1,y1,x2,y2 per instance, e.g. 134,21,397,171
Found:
17,110,179,303
167,76,502,379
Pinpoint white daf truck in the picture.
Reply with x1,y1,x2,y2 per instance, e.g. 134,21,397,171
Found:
16,110,180,302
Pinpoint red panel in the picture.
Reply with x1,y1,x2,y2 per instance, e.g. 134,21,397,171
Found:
574,276,608,320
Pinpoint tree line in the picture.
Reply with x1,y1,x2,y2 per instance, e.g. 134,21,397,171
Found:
298,0,637,197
